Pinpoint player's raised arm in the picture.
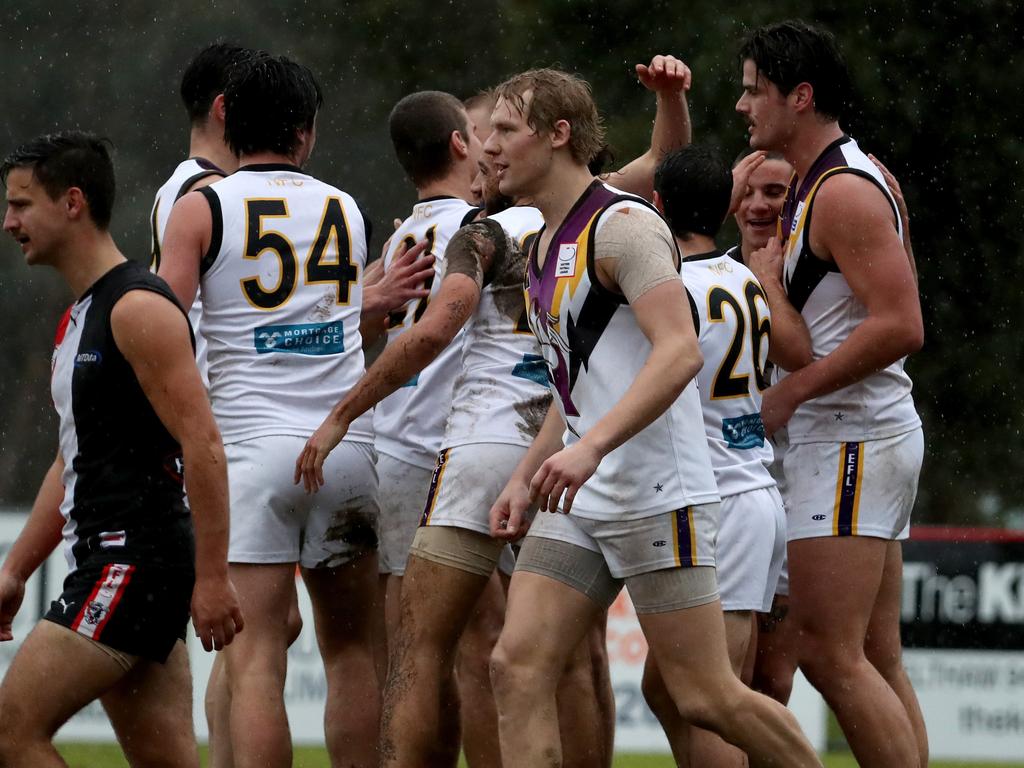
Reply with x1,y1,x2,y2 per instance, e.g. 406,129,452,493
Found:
158,190,212,308
111,289,243,651
295,220,510,492
0,452,65,641
761,174,923,435
603,54,692,200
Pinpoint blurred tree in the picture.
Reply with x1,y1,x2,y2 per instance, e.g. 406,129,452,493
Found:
0,0,1019,526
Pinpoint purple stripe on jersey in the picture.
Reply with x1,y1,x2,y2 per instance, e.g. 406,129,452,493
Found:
781,135,852,237
525,182,618,418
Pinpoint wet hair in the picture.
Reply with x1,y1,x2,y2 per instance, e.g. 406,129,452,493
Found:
1,131,116,230
494,68,605,165
389,91,470,187
224,51,323,157
180,42,251,125
655,145,731,239
739,20,851,122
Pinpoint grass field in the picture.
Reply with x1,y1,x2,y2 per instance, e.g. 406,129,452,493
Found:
55,743,1024,768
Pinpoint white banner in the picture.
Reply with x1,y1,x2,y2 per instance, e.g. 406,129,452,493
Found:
904,649,1024,760
4,511,1021,761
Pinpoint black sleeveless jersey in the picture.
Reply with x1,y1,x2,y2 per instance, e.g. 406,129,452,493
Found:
51,260,194,570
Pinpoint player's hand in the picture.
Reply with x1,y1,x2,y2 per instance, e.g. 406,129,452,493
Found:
749,236,784,285
363,258,385,288
294,416,350,493
191,574,244,652
760,382,798,439
636,55,691,93
730,151,767,214
529,441,602,516
490,478,536,542
0,570,26,642
373,238,434,315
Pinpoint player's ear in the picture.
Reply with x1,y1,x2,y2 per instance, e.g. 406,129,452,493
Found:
550,119,571,150
211,93,227,125
451,130,469,160
653,190,666,215
790,82,814,114
64,187,88,222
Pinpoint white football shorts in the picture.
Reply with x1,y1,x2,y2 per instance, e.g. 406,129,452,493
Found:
226,436,379,568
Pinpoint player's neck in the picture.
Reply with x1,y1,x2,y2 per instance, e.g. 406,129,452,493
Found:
785,121,845,182
674,234,717,258
188,128,238,174
417,170,473,203
58,231,126,298
237,151,302,169
532,161,595,230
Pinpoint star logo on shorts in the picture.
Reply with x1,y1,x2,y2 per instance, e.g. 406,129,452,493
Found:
654,483,664,493
834,412,845,422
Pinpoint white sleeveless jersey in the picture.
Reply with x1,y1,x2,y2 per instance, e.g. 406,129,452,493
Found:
681,250,776,498
196,163,372,444
444,205,550,448
150,158,225,386
779,135,920,444
374,196,480,469
525,182,719,521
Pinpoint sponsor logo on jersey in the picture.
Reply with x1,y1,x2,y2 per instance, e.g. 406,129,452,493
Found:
555,244,577,278
99,531,127,549
722,413,766,450
74,350,103,367
254,322,345,356
652,540,667,548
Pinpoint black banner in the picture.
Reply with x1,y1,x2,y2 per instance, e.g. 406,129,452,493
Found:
902,531,1024,651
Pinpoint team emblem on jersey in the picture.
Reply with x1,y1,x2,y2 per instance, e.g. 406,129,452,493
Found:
83,601,107,626
530,300,579,417
555,244,578,278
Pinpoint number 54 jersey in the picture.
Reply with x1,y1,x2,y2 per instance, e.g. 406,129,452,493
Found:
197,163,373,444
681,250,776,498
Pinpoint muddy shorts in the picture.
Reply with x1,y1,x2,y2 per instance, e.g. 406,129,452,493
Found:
226,436,379,568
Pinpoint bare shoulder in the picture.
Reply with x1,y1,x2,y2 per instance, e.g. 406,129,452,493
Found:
813,172,896,231
110,289,188,345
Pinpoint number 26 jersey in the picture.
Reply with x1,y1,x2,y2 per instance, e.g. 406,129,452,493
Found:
196,163,372,444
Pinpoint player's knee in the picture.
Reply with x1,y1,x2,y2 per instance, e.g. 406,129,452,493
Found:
798,639,863,690
489,638,546,706
752,661,795,705
0,697,46,753
639,661,675,722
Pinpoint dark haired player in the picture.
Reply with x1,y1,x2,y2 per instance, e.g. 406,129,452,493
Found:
0,131,241,768
641,144,789,765
150,43,250,383
737,20,926,767
159,53,380,768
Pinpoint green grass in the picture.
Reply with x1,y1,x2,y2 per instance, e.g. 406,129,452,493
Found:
54,743,1024,768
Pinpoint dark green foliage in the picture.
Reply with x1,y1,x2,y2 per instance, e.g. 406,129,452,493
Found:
0,0,1020,525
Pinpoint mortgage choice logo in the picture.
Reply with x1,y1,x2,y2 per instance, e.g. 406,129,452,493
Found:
254,321,344,356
